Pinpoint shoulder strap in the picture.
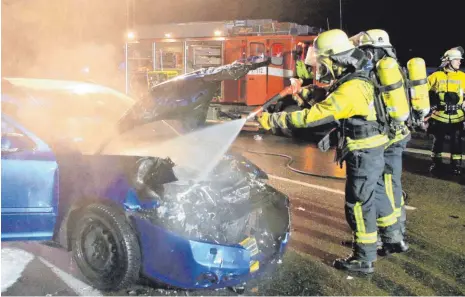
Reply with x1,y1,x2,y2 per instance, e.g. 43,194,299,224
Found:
328,70,391,136
399,66,414,128
328,70,372,93
366,70,389,130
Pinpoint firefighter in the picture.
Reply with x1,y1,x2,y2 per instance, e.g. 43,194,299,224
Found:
277,42,315,111
428,46,465,175
295,42,314,85
290,42,328,109
271,42,317,136
257,29,406,273
355,29,414,239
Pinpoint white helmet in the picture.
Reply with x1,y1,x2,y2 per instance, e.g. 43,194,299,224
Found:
350,29,396,59
441,47,464,61
356,29,392,48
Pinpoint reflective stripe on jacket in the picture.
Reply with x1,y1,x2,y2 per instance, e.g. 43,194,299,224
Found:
286,78,389,151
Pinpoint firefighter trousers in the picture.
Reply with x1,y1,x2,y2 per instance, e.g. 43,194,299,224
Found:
344,145,386,262
376,134,411,237
430,120,464,163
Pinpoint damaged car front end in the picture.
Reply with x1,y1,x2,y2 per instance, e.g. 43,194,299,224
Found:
1,58,291,291
128,153,290,289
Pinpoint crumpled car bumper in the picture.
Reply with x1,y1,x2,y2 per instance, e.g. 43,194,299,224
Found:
132,216,290,289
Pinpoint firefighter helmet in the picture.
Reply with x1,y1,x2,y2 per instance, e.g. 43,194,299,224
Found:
353,29,397,59
313,29,355,58
357,29,392,48
442,47,464,61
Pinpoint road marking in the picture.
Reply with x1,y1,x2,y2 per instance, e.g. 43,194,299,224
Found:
1,248,34,292
405,148,465,159
269,174,420,213
39,257,102,296
268,174,345,195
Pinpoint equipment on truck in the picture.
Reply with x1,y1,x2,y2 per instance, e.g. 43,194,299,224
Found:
124,19,324,130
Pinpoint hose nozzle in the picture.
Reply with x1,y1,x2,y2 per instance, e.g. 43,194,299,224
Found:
246,107,264,121
245,81,303,122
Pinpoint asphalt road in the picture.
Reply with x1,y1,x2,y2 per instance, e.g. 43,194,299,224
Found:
2,132,465,296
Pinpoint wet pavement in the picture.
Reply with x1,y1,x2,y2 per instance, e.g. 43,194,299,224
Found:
2,131,465,296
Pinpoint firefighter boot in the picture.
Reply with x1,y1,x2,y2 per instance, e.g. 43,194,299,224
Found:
429,157,443,175
451,160,462,176
378,240,409,256
402,190,409,205
333,255,374,274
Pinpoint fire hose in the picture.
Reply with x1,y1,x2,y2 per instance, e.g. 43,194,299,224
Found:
246,149,347,180
243,149,408,203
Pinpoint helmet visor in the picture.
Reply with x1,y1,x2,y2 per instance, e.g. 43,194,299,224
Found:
305,46,317,67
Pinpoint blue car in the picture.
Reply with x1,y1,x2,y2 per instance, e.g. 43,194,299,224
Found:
1,75,290,291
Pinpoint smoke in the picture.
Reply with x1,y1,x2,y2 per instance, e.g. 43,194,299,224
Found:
30,44,123,86
3,39,124,89
1,0,125,86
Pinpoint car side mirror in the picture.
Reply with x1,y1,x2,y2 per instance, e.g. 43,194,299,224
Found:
1,132,31,154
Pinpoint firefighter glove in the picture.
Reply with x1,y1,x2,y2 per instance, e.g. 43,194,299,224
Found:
292,94,305,107
290,78,303,95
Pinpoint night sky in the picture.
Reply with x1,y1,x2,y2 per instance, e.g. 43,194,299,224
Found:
2,0,465,74
134,0,465,66
342,0,465,65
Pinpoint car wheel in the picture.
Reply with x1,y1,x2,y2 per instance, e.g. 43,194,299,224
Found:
72,203,141,291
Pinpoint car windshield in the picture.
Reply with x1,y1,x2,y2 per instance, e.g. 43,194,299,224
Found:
1,78,136,154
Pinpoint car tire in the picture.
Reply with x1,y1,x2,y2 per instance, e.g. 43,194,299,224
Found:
72,203,141,291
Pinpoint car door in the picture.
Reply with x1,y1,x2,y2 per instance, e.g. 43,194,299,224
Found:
1,114,59,241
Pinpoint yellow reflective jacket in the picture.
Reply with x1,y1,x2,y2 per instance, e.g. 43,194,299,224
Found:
295,60,313,80
427,68,465,124
296,75,409,148
285,78,389,151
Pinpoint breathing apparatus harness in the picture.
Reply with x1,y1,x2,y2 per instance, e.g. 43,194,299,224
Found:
360,42,433,132
313,48,394,166
429,67,463,117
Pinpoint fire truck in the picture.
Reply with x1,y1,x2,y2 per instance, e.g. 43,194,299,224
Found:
125,19,323,130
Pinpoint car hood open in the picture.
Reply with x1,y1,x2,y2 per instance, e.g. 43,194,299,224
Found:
116,59,270,134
